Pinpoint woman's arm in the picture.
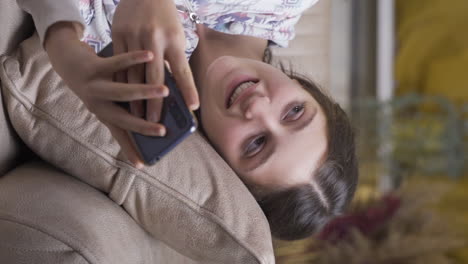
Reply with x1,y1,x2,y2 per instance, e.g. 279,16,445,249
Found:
16,0,85,49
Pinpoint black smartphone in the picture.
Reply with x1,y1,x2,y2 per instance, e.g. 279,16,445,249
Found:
97,43,197,165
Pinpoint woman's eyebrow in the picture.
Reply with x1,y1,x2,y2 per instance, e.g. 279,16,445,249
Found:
245,108,318,172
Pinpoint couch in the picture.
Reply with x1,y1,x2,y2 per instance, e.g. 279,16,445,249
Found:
0,2,274,264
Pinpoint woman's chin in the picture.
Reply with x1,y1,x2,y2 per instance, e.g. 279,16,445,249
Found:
205,56,236,81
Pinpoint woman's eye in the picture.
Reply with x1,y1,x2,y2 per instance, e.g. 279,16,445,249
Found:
244,136,266,157
284,104,305,121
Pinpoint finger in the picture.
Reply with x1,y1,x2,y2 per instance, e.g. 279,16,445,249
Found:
112,39,128,84
105,122,144,169
126,40,146,118
92,81,168,101
102,50,154,74
166,47,199,110
144,34,166,87
144,37,166,123
146,98,165,127
129,99,145,118
99,101,166,136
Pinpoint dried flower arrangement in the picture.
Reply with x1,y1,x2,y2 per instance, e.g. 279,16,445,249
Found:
274,184,466,264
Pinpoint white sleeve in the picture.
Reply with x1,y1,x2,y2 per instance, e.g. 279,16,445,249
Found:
16,0,86,48
269,0,320,48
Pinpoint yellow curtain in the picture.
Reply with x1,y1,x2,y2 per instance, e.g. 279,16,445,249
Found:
396,1,468,260
396,0,468,105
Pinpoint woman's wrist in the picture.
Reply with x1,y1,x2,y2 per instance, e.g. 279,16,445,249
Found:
44,21,83,53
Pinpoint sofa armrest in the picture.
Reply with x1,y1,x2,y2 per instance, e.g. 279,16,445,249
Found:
0,1,34,57
0,160,198,264
0,1,35,176
0,219,89,264
0,79,36,176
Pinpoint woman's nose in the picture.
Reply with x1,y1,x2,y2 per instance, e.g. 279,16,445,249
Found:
242,94,271,120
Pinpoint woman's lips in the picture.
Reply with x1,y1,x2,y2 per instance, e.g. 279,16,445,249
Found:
227,82,260,109
225,76,259,109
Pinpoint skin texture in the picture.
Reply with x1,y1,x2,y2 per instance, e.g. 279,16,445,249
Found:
190,26,328,188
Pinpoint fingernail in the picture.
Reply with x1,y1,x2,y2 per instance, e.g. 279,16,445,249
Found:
150,127,165,137
135,162,144,169
138,52,153,61
190,103,200,110
161,86,169,97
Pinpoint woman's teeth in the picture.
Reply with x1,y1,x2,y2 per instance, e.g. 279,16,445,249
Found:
229,81,256,107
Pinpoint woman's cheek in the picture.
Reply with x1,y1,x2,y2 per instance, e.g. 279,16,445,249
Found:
212,121,242,160
214,121,235,146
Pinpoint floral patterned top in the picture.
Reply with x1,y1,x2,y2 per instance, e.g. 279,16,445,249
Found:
79,0,318,58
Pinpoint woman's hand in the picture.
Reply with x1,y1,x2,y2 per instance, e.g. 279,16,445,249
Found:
112,0,199,124
45,22,168,168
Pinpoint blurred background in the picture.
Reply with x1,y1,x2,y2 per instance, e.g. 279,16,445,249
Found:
271,0,468,263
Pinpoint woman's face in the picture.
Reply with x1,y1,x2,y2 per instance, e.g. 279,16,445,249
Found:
199,56,328,189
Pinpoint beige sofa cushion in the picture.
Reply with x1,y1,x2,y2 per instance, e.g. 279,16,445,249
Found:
0,33,274,264
0,1,34,57
0,82,22,176
0,160,199,264
0,0,34,176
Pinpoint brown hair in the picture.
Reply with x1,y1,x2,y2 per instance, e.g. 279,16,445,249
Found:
196,49,359,241
248,48,359,241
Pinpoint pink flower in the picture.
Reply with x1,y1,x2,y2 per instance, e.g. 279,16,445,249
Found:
318,195,401,244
